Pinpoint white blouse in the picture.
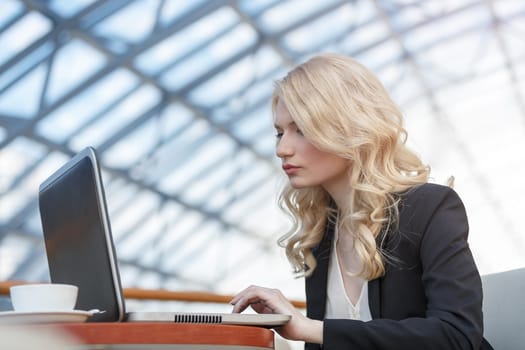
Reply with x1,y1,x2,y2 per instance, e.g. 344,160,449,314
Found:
325,225,372,321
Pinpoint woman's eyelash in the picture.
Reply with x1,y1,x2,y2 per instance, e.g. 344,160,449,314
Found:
275,129,302,138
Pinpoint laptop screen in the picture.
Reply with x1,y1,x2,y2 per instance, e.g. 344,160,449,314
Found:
39,147,125,321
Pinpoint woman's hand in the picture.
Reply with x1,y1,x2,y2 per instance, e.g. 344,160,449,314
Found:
230,285,323,344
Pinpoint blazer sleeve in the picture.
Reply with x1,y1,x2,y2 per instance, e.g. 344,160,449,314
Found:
321,185,485,350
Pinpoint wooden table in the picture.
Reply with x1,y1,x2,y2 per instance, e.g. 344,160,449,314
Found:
31,323,275,349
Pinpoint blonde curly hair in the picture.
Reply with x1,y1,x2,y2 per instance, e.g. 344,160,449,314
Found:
274,53,430,279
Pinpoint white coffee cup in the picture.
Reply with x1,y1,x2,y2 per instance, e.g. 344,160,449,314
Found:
10,284,78,312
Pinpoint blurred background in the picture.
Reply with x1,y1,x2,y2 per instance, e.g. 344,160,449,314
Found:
1,0,525,337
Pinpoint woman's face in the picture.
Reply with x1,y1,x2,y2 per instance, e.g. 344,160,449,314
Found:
274,100,350,194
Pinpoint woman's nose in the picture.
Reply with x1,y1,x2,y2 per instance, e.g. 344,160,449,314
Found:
276,135,293,158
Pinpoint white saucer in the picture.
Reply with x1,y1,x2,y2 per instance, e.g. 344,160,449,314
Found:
0,310,95,324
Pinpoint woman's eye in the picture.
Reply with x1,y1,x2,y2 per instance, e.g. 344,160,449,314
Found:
275,131,283,138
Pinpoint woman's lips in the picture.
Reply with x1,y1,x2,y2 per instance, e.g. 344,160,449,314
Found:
282,164,300,175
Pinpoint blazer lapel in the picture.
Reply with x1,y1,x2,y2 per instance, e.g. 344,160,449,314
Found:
368,277,381,318
306,218,334,320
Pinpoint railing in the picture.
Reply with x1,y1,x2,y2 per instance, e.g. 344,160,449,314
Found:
0,280,306,308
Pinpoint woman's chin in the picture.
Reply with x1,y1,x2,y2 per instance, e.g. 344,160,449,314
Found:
288,179,311,189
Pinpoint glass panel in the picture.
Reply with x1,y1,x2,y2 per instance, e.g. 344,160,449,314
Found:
403,4,490,52
93,0,158,45
135,6,239,76
0,63,47,118
0,42,55,92
36,69,140,143
188,46,281,107
237,0,280,16
160,23,257,90
159,0,209,25
283,3,354,53
257,0,340,34
0,0,22,27
0,11,52,66
0,137,47,195
48,0,97,18
70,84,160,151
46,39,107,103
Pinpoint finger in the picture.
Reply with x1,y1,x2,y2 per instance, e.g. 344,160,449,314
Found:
231,294,267,313
250,302,274,314
230,285,263,305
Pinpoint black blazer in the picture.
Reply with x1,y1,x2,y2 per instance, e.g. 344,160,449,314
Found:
305,183,493,350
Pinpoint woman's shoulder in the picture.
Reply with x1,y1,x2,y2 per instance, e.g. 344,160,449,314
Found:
397,182,465,227
390,183,468,251
401,182,459,206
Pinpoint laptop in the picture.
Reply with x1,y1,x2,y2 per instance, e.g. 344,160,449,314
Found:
38,146,290,327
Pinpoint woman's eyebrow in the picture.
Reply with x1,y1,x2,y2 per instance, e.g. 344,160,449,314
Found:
274,121,296,129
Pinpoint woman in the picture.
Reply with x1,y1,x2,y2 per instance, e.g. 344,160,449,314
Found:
230,53,492,349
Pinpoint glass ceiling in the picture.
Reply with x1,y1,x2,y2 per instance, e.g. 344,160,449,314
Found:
1,0,525,310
